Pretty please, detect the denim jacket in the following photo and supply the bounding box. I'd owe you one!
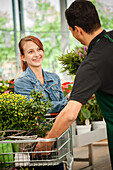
[14,67,68,113]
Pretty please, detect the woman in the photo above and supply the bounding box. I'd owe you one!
[14,35,68,170]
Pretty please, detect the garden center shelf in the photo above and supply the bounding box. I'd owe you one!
[72,122,107,170]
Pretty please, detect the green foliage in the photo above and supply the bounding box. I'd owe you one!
[58,46,88,75]
[0,79,14,93]
[61,82,73,97]
[25,90,53,137]
[0,90,53,138]
[0,12,9,28]
[0,12,16,65]
[81,107,90,120]
[91,0,113,30]
[77,103,91,125]
[0,92,27,132]
[77,96,103,124]
[88,97,103,121]
[0,80,9,93]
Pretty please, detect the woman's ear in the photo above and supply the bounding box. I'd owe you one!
[21,54,25,62]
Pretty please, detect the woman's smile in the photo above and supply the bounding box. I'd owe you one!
[22,41,44,68]
[32,57,41,62]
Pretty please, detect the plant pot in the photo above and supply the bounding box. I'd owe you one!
[76,124,91,135]
[0,141,14,167]
[15,153,30,167]
[92,121,106,130]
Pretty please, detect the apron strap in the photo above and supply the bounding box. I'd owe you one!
[97,34,113,43]
[104,34,113,42]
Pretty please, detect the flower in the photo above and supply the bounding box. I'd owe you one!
[61,82,73,97]
[0,79,14,94]
[58,46,88,75]
[9,79,14,89]
[0,90,53,138]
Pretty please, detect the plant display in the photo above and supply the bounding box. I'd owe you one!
[89,97,103,121]
[77,103,91,125]
[0,79,14,93]
[61,82,103,124]
[76,95,103,125]
[58,46,88,75]
[61,82,73,97]
[0,90,53,138]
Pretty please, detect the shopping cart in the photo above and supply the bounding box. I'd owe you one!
[0,126,73,170]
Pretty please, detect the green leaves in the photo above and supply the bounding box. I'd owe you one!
[0,90,53,138]
[0,80,9,93]
[77,96,103,125]
[0,79,14,93]
[81,107,90,119]
[58,46,88,75]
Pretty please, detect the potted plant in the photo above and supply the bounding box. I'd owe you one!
[88,96,105,130]
[0,90,54,168]
[76,102,92,135]
[61,81,91,135]
[59,47,105,133]
[58,46,88,75]
[0,90,53,138]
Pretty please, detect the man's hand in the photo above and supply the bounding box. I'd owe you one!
[33,138,54,158]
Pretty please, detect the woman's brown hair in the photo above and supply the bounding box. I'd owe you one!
[19,36,44,71]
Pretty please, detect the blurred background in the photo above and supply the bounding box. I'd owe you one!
[0,0,113,81]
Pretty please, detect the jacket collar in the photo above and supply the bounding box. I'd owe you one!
[43,70,54,82]
[26,66,54,83]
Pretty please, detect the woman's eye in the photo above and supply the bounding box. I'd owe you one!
[37,48,41,51]
[28,51,33,53]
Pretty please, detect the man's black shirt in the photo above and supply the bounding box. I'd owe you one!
[69,30,113,105]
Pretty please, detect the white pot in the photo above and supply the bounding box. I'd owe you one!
[76,124,91,135]
[92,121,106,130]
[15,153,30,167]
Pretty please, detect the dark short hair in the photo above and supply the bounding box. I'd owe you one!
[65,0,101,33]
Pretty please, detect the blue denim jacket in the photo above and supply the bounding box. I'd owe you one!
[14,67,68,113]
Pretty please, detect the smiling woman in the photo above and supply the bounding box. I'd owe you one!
[19,36,44,71]
[19,37,44,84]
[22,41,44,68]
[14,35,68,170]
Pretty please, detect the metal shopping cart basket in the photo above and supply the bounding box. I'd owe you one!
[0,126,73,170]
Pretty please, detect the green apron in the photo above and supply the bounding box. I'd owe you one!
[95,91,113,169]
[95,34,113,169]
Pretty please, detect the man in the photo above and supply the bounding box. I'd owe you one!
[34,0,113,168]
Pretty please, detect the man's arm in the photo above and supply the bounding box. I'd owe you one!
[33,100,82,157]
[46,100,82,139]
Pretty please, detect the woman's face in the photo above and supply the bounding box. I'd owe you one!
[22,41,44,69]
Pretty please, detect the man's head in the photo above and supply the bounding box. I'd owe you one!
[65,0,101,34]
